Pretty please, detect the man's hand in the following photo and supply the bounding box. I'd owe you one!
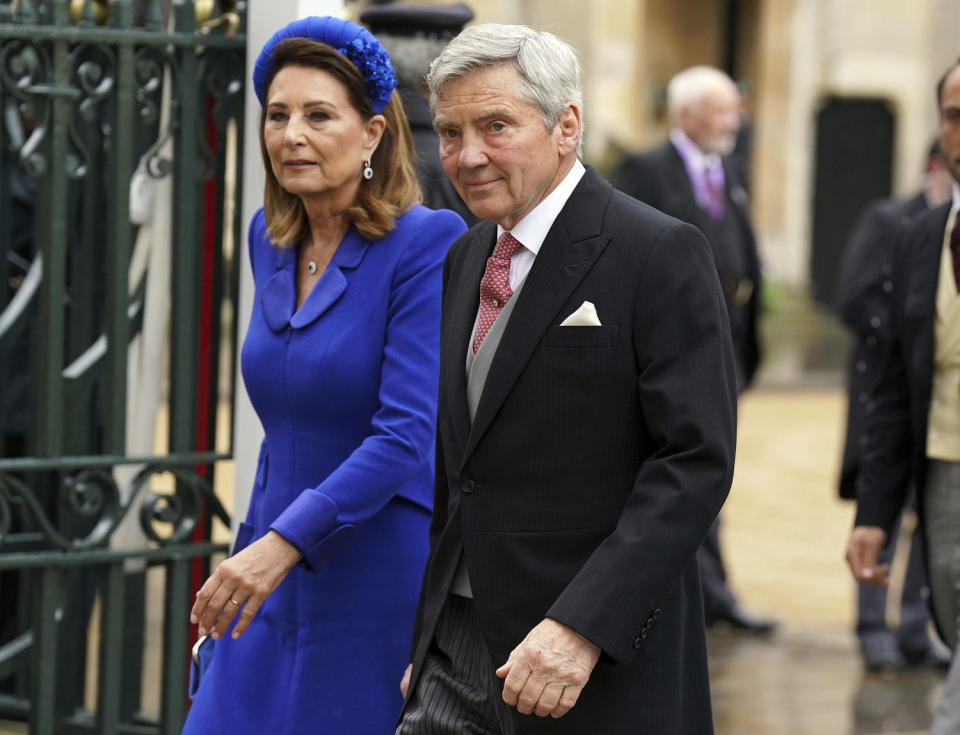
[495,618,600,719]
[190,530,302,640]
[400,663,412,698]
[845,525,889,586]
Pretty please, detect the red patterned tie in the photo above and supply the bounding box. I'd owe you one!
[473,232,523,353]
[951,216,960,292]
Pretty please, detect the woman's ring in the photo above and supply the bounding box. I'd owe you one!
[230,598,241,606]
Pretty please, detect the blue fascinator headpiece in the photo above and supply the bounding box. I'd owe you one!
[253,16,397,113]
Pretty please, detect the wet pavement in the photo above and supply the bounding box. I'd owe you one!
[707,387,945,735]
[708,625,942,734]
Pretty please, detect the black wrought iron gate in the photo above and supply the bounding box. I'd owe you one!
[0,0,246,731]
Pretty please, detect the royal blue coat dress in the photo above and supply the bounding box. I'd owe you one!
[182,204,465,734]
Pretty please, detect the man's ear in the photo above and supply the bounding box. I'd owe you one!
[557,103,582,156]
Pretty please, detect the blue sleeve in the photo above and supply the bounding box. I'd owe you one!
[270,208,467,569]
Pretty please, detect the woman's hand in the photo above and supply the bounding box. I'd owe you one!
[191,530,303,640]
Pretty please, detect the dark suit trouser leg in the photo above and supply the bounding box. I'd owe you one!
[397,596,518,735]
[898,513,934,653]
[857,515,898,643]
[699,515,738,616]
[857,489,932,652]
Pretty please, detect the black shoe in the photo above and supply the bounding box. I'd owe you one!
[901,645,951,671]
[705,604,778,634]
[861,636,906,672]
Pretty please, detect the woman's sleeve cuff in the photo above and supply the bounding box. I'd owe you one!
[270,491,357,571]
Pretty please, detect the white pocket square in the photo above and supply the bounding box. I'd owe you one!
[560,301,601,327]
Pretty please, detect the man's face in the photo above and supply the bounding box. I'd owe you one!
[682,82,741,156]
[940,65,960,185]
[433,64,579,230]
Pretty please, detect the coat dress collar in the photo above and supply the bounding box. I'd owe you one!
[260,227,370,333]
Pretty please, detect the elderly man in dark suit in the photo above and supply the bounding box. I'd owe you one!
[835,140,953,672]
[396,23,737,735]
[613,65,774,634]
[847,60,960,734]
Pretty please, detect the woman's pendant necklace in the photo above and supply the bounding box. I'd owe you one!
[307,260,318,275]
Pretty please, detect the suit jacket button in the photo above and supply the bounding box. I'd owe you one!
[462,480,475,494]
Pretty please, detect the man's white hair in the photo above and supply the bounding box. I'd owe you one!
[666,66,736,124]
[426,23,584,155]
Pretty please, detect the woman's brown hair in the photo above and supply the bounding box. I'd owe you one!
[259,38,421,247]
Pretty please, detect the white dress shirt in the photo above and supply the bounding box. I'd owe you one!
[500,159,586,290]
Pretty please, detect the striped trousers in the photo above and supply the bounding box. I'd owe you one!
[925,460,960,735]
[397,595,519,735]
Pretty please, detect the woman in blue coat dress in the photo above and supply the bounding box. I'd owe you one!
[182,17,466,734]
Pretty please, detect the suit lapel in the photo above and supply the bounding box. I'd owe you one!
[911,206,950,325]
[900,205,949,413]
[461,169,613,465]
[722,157,750,217]
[443,223,496,457]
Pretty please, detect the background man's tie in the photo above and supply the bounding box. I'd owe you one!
[704,162,726,220]
[951,216,960,292]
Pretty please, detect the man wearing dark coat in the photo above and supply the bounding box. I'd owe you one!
[613,65,774,633]
[396,23,737,735]
[835,141,952,671]
[847,60,960,733]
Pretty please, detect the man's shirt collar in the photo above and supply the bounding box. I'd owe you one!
[497,159,586,256]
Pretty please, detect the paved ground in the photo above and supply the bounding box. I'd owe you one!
[1,387,946,734]
[708,388,943,734]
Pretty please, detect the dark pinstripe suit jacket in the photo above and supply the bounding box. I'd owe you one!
[406,168,738,734]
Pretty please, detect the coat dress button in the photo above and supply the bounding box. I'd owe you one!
[461,479,475,494]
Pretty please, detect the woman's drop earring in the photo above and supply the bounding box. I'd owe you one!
[362,160,374,180]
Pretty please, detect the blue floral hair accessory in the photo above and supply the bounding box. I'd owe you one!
[253,16,397,113]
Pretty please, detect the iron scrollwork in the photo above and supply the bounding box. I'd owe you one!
[1,40,50,176]
[134,44,177,179]
[0,465,231,549]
